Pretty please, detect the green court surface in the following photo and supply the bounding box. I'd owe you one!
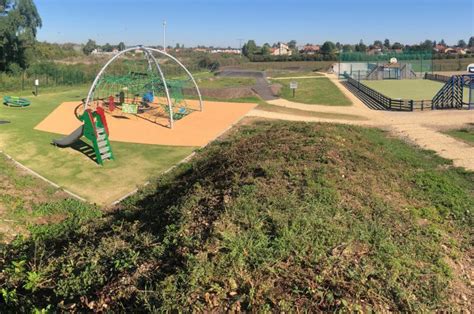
[362,79,469,101]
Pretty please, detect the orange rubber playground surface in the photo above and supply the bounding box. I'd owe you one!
[35,100,257,147]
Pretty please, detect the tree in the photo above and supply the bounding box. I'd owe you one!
[321,41,336,54]
[469,36,474,48]
[391,42,403,50]
[83,39,97,55]
[439,39,446,46]
[102,43,113,52]
[355,40,367,52]
[0,0,42,70]
[242,40,257,57]
[288,40,297,49]
[457,39,466,48]
[342,44,353,53]
[335,42,341,50]
[373,40,383,48]
[421,40,433,51]
[383,39,390,49]
[117,42,126,51]
[198,56,219,72]
[261,43,271,56]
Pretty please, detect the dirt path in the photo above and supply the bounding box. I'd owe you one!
[249,73,474,171]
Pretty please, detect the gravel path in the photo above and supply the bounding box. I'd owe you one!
[249,73,474,171]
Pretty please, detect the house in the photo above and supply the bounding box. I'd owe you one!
[433,44,447,53]
[92,48,121,56]
[193,48,210,53]
[455,47,467,55]
[211,48,241,54]
[367,47,382,55]
[300,44,320,55]
[270,43,292,56]
[444,48,457,55]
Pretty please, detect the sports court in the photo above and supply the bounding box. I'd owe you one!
[362,79,470,101]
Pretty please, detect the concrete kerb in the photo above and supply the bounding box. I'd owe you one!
[0,150,87,202]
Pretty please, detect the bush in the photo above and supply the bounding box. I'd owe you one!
[7,63,23,75]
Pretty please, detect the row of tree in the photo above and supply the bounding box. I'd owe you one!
[241,37,474,59]
[82,40,126,55]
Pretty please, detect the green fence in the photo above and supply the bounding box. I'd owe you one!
[339,51,433,75]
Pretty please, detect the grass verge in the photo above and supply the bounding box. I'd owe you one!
[0,120,471,311]
[0,153,100,242]
[256,103,366,120]
[444,127,474,146]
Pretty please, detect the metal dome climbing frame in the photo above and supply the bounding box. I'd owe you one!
[84,45,203,129]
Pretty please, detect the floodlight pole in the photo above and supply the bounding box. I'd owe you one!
[163,20,167,51]
[238,38,244,58]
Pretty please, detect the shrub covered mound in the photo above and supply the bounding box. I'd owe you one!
[1,121,472,311]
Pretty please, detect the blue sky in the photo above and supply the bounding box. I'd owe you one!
[35,0,473,47]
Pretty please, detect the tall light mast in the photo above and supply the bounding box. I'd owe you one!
[163,20,167,51]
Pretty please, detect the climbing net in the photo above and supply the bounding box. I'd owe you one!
[83,48,201,128]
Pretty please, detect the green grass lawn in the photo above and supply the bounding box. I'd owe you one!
[362,79,470,101]
[1,121,472,311]
[196,77,256,88]
[274,77,352,106]
[268,71,323,78]
[445,127,474,146]
[0,87,195,204]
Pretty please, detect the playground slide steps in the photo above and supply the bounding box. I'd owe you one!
[82,109,114,165]
[95,127,113,163]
